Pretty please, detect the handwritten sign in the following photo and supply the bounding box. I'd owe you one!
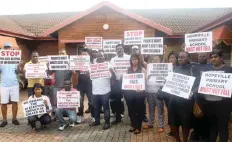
[198,72,232,98]
[48,55,69,70]
[70,55,90,71]
[85,37,102,49]
[22,98,46,117]
[57,91,80,108]
[103,40,121,54]
[162,72,195,99]
[141,37,163,55]
[25,64,47,78]
[90,62,110,80]
[122,73,145,90]
[185,32,212,53]
[124,30,144,45]
[0,50,21,64]
[147,63,173,81]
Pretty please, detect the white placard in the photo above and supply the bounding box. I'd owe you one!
[124,30,144,45]
[122,73,145,90]
[0,50,21,64]
[111,57,130,79]
[147,63,173,81]
[185,32,212,53]
[103,40,122,54]
[57,91,80,108]
[198,72,232,98]
[85,37,102,49]
[69,55,90,71]
[90,62,110,80]
[38,56,49,64]
[48,55,69,70]
[22,98,46,117]
[141,37,163,55]
[25,64,47,78]
[162,72,196,99]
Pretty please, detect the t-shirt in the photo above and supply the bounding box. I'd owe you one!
[28,95,52,113]
[0,64,18,87]
[110,54,130,80]
[77,71,91,91]
[24,61,44,88]
[54,70,72,88]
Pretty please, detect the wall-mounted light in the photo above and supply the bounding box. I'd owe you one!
[103,24,109,30]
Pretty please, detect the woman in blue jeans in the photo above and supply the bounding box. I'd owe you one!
[28,83,52,132]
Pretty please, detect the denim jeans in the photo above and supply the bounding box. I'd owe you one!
[92,93,110,124]
[28,114,51,128]
[55,108,77,125]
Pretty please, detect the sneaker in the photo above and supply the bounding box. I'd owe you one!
[76,116,83,124]
[58,124,67,131]
[12,119,20,125]
[89,121,100,126]
[110,113,115,117]
[91,117,95,123]
[69,123,75,127]
[0,121,8,127]
[120,114,124,118]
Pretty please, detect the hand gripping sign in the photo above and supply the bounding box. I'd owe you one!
[198,72,232,98]
[124,30,144,45]
[0,50,21,64]
[57,91,80,108]
[122,73,145,91]
[22,98,46,117]
[185,32,212,53]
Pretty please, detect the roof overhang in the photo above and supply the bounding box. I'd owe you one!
[43,1,172,36]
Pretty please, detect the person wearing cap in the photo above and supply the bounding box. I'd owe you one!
[0,42,22,127]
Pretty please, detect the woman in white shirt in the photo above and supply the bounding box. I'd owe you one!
[28,83,52,132]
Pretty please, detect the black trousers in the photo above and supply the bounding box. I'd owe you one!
[124,91,145,129]
[191,115,209,139]
[202,99,231,142]
[110,80,124,121]
[78,86,93,117]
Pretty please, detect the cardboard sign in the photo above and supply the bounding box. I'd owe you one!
[147,63,173,81]
[124,30,144,45]
[162,72,196,99]
[48,55,69,70]
[122,73,145,90]
[103,40,122,54]
[85,37,102,49]
[0,50,21,64]
[141,37,163,55]
[25,64,47,78]
[185,32,212,53]
[38,56,49,64]
[22,98,46,117]
[57,91,80,108]
[90,62,111,80]
[70,55,90,71]
[198,72,232,98]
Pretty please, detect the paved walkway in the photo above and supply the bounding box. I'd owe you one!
[0,89,175,142]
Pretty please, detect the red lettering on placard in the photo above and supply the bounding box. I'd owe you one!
[1,51,20,56]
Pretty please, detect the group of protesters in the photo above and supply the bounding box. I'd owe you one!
[0,41,232,142]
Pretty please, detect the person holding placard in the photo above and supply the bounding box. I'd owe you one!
[27,83,52,132]
[0,43,22,127]
[109,44,129,125]
[50,49,72,121]
[168,52,195,142]
[24,51,45,98]
[199,49,232,142]
[76,48,94,123]
[55,80,77,131]
[124,54,146,135]
[89,52,115,130]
